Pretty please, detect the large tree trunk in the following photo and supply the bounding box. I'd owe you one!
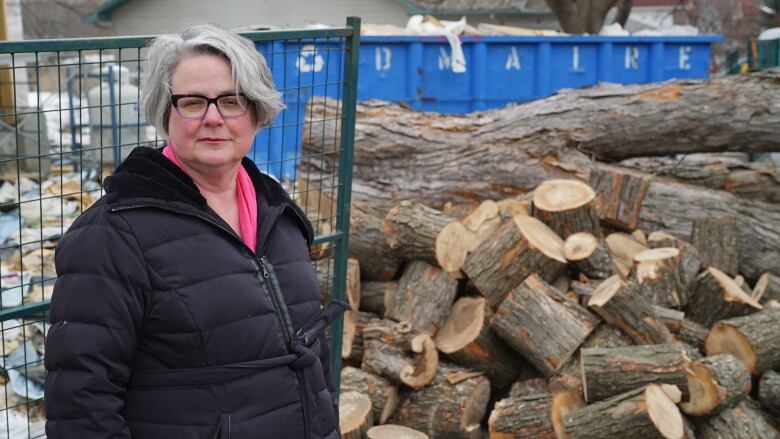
[301,72,780,279]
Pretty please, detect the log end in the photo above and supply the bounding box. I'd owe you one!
[587,275,623,308]
[708,267,763,310]
[564,232,598,262]
[552,391,584,439]
[435,221,472,272]
[680,361,722,416]
[340,391,373,437]
[513,215,567,263]
[645,384,685,439]
[533,179,596,212]
[705,322,757,374]
[367,424,429,439]
[434,296,485,354]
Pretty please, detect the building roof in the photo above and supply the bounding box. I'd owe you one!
[86,0,551,23]
[399,0,550,14]
[84,0,128,23]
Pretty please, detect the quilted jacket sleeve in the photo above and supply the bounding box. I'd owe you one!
[44,208,149,438]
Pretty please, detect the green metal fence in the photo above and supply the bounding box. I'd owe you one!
[0,17,360,438]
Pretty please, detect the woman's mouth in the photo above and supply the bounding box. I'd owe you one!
[200,137,228,143]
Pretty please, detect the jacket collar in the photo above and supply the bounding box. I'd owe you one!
[103,146,314,245]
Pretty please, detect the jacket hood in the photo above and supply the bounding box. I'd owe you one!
[103,146,314,244]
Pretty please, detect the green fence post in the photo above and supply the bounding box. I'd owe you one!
[329,16,361,397]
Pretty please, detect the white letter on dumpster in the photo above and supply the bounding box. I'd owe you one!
[625,46,639,69]
[375,47,392,71]
[572,46,581,70]
[438,47,451,70]
[506,47,521,70]
[679,46,692,70]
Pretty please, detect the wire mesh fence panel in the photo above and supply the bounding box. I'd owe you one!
[0,20,359,438]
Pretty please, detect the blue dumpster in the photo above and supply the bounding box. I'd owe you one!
[252,35,722,180]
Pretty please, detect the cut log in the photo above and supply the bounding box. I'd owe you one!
[759,370,780,419]
[461,200,499,232]
[564,384,685,439]
[488,392,584,439]
[347,258,361,311]
[589,166,652,231]
[389,362,491,439]
[652,305,686,333]
[753,272,780,304]
[676,318,709,352]
[384,260,458,334]
[647,231,704,289]
[680,354,751,417]
[588,275,675,344]
[343,310,381,362]
[434,296,524,389]
[620,153,780,204]
[463,215,567,307]
[367,424,429,439]
[691,216,740,277]
[490,274,599,377]
[563,232,618,280]
[547,324,635,395]
[531,179,602,239]
[705,308,780,375]
[359,281,395,315]
[686,267,763,327]
[302,74,780,279]
[341,366,399,425]
[362,319,439,389]
[697,400,780,439]
[633,247,685,308]
[351,201,401,281]
[339,391,373,439]
[580,344,692,403]
[465,215,502,253]
[605,232,649,266]
[632,229,648,245]
[508,378,548,398]
[383,201,454,264]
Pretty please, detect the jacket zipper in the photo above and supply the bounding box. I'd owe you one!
[111,202,311,439]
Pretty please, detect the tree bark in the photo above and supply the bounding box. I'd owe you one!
[343,309,381,362]
[491,274,600,377]
[350,201,401,281]
[697,401,780,439]
[620,154,780,204]
[488,393,579,439]
[384,260,458,334]
[759,370,780,420]
[581,344,692,403]
[691,216,740,277]
[360,281,395,315]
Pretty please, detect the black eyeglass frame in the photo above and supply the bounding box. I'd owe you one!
[170,92,252,119]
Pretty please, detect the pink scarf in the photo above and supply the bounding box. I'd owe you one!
[162,145,257,252]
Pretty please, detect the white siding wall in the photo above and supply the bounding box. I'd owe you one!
[110,0,410,35]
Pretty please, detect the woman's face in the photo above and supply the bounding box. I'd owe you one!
[167,53,256,174]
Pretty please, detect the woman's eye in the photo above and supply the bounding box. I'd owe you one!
[180,98,205,108]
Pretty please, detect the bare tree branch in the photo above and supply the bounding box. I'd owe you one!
[544,0,585,33]
[614,0,634,27]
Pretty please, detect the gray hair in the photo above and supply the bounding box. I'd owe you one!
[142,23,284,135]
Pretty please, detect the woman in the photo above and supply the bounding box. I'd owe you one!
[44,24,344,439]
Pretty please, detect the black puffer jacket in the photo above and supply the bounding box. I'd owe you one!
[44,146,343,439]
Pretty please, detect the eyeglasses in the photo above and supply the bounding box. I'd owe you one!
[170,93,250,119]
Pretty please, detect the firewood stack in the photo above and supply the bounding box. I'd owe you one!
[329,174,780,439]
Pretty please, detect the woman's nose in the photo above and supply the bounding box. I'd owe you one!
[203,102,224,124]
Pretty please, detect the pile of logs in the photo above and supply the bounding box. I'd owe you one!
[296,71,780,438]
[331,176,780,438]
